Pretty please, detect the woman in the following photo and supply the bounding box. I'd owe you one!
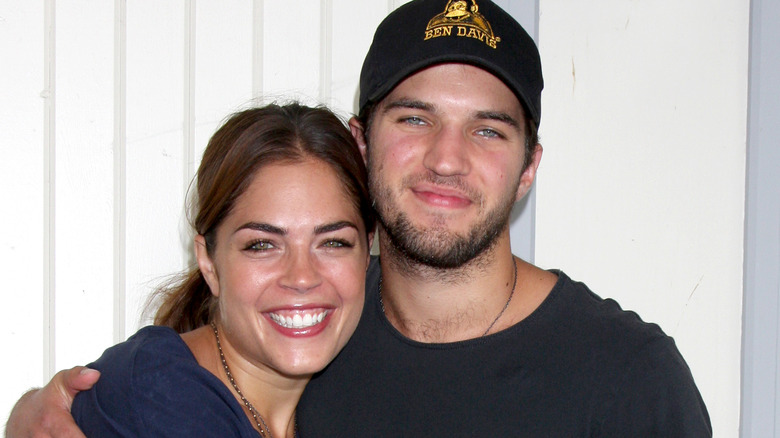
[71,103,374,437]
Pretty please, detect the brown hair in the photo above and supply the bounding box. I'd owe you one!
[153,103,374,333]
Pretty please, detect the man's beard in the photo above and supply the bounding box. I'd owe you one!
[369,156,520,270]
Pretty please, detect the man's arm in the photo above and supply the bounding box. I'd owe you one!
[5,367,99,438]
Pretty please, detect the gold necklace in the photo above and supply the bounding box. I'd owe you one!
[210,322,273,437]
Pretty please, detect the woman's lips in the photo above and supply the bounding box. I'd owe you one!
[265,308,333,337]
[268,310,329,329]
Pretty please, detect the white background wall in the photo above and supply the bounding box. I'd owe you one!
[535,1,747,436]
[0,1,754,436]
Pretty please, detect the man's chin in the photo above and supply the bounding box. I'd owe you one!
[388,230,489,269]
[378,204,509,269]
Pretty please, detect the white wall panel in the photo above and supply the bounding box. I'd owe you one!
[2,0,759,434]
[262,1,322,102]
[124,2,188,333]
[0,1,46,430]
[535,1,747,435]
[193,0,254,167]
[330,1,391,115]
[53,0,115,371]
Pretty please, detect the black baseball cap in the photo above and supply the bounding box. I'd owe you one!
[358,0,543,126]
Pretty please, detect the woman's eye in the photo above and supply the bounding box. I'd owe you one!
[323,239,353,249]
[246,240,275,251]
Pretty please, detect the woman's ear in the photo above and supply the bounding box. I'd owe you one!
[348,117,368,163]
[195,235,219,297]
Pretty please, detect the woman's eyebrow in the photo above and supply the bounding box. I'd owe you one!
[235,222,286,235]
[315,221,359,234]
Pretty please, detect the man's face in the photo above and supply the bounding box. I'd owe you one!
[362,63,540,269]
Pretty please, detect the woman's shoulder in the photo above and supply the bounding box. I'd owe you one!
[77,325,201,399]
[73,326,255,436]
[87,326,192,375]
[123,325,190,358]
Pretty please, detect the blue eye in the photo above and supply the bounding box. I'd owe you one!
[476,128,503,139]
[401,116,426,126]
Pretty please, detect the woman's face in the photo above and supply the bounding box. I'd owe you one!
[196,158,370,377]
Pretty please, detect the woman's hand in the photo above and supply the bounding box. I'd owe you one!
[5,367,100,438]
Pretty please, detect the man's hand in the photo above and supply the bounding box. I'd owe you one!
[5,366,100,438]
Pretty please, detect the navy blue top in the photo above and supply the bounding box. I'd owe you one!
[72,326,261,437]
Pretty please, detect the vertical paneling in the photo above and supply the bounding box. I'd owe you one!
[184,0,196,211]
[319,0,332,103]
[252,0,264,97]
[193,0,254,168]
[535,0,747,435]
[0,0,46,427]
[113,0,127,345]
[54,0,115,371]
[124,2,188,333]
[262,1,321,102]
[2,2,759,435]
[330,1,391,115]
[742,0,780,434]
[42,0,56,382]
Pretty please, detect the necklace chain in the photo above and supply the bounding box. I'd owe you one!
[378,258,518,337]
[481,259,518,336]
[211,322,273,437]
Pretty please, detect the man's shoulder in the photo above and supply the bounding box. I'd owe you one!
[546,271,674,360]
[555,271,666,329]
[548,273,709,430]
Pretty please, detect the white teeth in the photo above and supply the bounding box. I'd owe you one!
[269,311,329,329]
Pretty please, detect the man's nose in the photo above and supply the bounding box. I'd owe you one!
[422,125,471,177]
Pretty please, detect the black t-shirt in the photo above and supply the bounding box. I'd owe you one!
[298,257,711,437]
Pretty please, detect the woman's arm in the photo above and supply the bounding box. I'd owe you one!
[5,367,99,438]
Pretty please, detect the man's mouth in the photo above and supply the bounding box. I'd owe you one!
[413,188,472,208]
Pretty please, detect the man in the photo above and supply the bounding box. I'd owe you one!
[7,1,711,436]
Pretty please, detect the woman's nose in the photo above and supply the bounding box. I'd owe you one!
[279,249,322,293]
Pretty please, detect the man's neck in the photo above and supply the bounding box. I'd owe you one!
[378,231,554,343]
